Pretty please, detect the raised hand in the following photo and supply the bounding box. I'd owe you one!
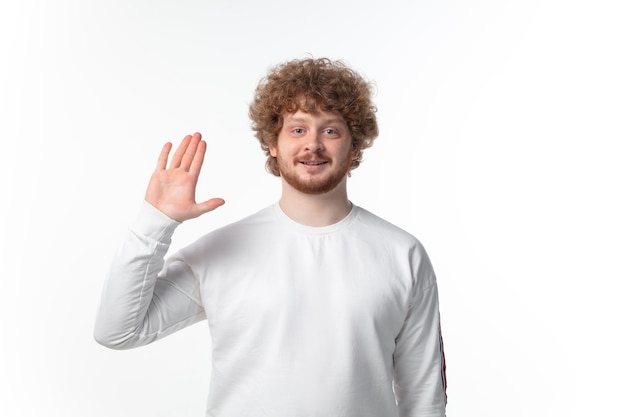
[145,132,225,222]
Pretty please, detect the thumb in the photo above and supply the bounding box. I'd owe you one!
[194,198,226,216]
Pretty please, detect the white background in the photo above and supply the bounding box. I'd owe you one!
[1,0,624,416]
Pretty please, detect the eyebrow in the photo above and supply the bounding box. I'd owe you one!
[283,116,346,125]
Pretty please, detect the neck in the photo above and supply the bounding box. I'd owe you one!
[278,178,352,227]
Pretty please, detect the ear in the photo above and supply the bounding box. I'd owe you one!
[269,144,278,157]
[351,145,360,160]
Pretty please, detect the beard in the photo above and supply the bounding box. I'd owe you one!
[276,152,353,195]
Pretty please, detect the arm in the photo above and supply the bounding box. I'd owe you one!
[94,133,224,349]
[393,250,447,417]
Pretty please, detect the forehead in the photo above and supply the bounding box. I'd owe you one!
[283,109,347,125]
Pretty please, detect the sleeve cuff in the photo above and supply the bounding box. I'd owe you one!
[131,201,181,243]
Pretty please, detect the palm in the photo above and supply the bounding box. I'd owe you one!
[145,133,224,222]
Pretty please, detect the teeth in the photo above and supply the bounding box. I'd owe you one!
[302,161,325,165]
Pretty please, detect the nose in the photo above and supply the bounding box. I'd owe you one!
[305,132,324,152]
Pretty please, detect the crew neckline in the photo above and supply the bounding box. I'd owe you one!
[272,202,359,235]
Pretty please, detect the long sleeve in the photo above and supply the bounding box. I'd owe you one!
[393,250,447,417]
[94,202,207,350]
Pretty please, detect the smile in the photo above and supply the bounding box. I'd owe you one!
[300,161,327,166]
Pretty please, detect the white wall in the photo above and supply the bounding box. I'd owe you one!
[1,0,624,415]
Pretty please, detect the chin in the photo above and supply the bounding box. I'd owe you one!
[282,172,346,195]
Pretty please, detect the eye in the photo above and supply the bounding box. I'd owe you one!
[324,129,337,135]
[293,128,305,134]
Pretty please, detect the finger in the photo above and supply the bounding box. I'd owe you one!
[180,132,202,171]
[156,142,173,170]
[189,139,206,175]
[170,134,193,168]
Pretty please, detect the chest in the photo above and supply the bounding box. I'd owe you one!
[200,234,413,346]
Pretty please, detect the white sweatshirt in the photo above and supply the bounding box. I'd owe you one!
[95,202,447,417]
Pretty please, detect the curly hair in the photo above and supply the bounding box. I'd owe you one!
[249,58,379,176]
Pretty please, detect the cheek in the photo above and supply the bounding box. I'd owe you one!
[272,140,302,157]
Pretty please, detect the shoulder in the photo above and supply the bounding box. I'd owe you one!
[353,206,435,284]
[178,204,277,261]
[212,204,277,236]
[353,206,424,249]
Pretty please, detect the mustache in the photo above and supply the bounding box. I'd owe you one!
[294,152,331,162]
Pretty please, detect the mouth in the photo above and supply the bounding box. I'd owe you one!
[300,161,328,166]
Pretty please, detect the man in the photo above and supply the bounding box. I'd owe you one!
[95,58,447,417]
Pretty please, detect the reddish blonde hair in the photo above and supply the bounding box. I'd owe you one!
[249,58,379,176]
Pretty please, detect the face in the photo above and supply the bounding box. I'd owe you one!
[270,109,357,195]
